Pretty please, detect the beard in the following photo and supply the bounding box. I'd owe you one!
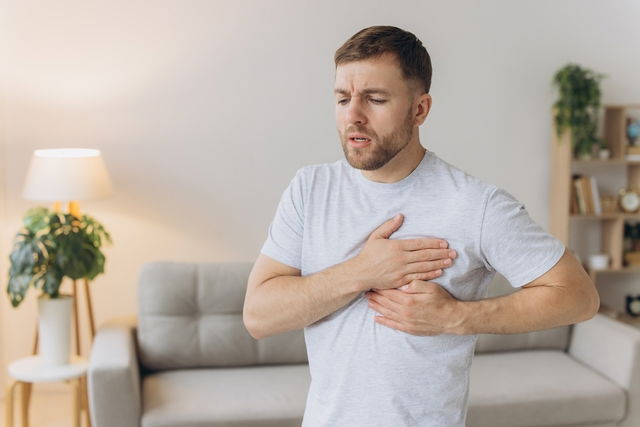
[340,107,414,171]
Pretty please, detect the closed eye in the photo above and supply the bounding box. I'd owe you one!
[370,98,387,104]
[337,98,349,105]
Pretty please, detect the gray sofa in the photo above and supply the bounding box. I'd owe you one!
[88,261,640,427]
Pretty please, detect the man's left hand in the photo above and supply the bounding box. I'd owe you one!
[366,281,462,336]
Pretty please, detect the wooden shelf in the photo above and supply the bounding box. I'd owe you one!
[572,159,640,165]
[604,104,640,109]
[571,213,640,220]
[550,104,640,282]
[589,266,640,275]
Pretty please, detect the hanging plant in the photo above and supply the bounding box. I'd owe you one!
[6,207,112,307]
[552,63,606,159]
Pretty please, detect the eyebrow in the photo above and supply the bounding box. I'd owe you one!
[334,88,391,97]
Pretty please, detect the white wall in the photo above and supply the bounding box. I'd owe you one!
[0,96,5,398]
[0,1,7,395]
[1,0,640,364]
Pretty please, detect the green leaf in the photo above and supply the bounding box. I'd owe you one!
[7,273,32,307]
[23,207,50,233]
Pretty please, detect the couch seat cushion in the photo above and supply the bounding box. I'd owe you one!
[141,364,310,427]
[468,350,625,427]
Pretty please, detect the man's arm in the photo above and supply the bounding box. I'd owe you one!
[243,254,363,340]
[243,214,457,339]
[366,248,599,336]
[453,248,599,334]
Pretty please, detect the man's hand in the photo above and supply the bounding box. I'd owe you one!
[366,280,461,336]
[348,214,457,292]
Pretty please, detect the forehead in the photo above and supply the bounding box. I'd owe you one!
[334,53,408,94]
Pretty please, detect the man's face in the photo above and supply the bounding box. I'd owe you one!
[334,53,417,170]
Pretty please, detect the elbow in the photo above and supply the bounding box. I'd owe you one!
[577,281,600,322]
[585,287,601,320]
[243,307,266,340]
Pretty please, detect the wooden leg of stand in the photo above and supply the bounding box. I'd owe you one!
[32,328,38,356]
[5,380,18,427]
[81,376,91,427]
[72,378,81,427]
[72,280,81,356]
[83,279,96,340]
[20,382,32,427]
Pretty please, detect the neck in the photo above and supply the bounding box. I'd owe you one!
[361,141,427,183]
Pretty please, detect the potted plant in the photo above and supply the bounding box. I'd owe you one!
[7,207,111,365]
[552,63,606,159]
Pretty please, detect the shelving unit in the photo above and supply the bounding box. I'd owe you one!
[550,104,640,286]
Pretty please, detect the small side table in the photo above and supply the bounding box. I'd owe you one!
[5,356,90,427]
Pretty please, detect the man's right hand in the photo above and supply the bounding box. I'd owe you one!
[348,214,456,291]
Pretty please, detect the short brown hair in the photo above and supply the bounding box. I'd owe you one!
[334,26,432,94]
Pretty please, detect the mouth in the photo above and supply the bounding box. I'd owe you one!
[348,134,372,148]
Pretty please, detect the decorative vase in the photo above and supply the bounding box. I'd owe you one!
[38,295,73,366]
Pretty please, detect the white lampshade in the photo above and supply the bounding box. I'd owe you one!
[22,148,114,202]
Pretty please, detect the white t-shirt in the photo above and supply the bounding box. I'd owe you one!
[261,149,565,427]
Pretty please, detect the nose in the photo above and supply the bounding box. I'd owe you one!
[345,97,367,125]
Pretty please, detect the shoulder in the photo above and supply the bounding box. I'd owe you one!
[427,152,497,201]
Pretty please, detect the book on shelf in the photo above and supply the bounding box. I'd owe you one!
[591,176,602,215]
[571,174,602,215]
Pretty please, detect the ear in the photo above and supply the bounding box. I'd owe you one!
[413,93,432,126]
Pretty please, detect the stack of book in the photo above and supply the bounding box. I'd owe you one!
[571,174,602,215]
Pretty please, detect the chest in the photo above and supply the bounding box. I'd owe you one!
[299,188,486,280]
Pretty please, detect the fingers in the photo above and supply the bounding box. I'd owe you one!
[402,269,443,283]
[404,248,457,263]
[367,291,403,314]
[368,214,404,240]
[403,259,452,276]
[398,237,448,251]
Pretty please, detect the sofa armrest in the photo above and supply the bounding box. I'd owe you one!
[569,313,640,427]
[88,316,141,427]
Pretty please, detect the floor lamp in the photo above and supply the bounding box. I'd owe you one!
[22,148,114,356]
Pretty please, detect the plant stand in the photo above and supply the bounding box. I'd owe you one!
[5,356,90,427]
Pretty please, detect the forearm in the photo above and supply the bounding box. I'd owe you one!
[452,279,599,335]
[244,259,364,339]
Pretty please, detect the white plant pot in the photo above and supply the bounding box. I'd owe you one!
[38,295,73,367]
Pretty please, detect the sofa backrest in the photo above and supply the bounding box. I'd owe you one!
[137,261,307,371]
[474,273,571,354]
[136,262,571,370]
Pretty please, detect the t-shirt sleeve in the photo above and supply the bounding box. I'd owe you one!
[260,169,305,270]
[479,186,566,288]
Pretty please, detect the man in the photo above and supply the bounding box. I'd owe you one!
[243,26,599,427]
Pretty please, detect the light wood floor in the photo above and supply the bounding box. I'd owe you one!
[1,387,89,427]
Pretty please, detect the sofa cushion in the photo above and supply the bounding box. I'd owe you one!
[141,364,310,427]
[137,262,307,370]
[467,350,625,427]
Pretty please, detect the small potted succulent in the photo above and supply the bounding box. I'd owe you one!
[7,207,111,365]
[552,63,606,159]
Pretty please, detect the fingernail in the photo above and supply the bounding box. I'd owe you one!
[444,259,451,265]
[399,284,409,291]
[440,241,448,248]
[449,250,457,258]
